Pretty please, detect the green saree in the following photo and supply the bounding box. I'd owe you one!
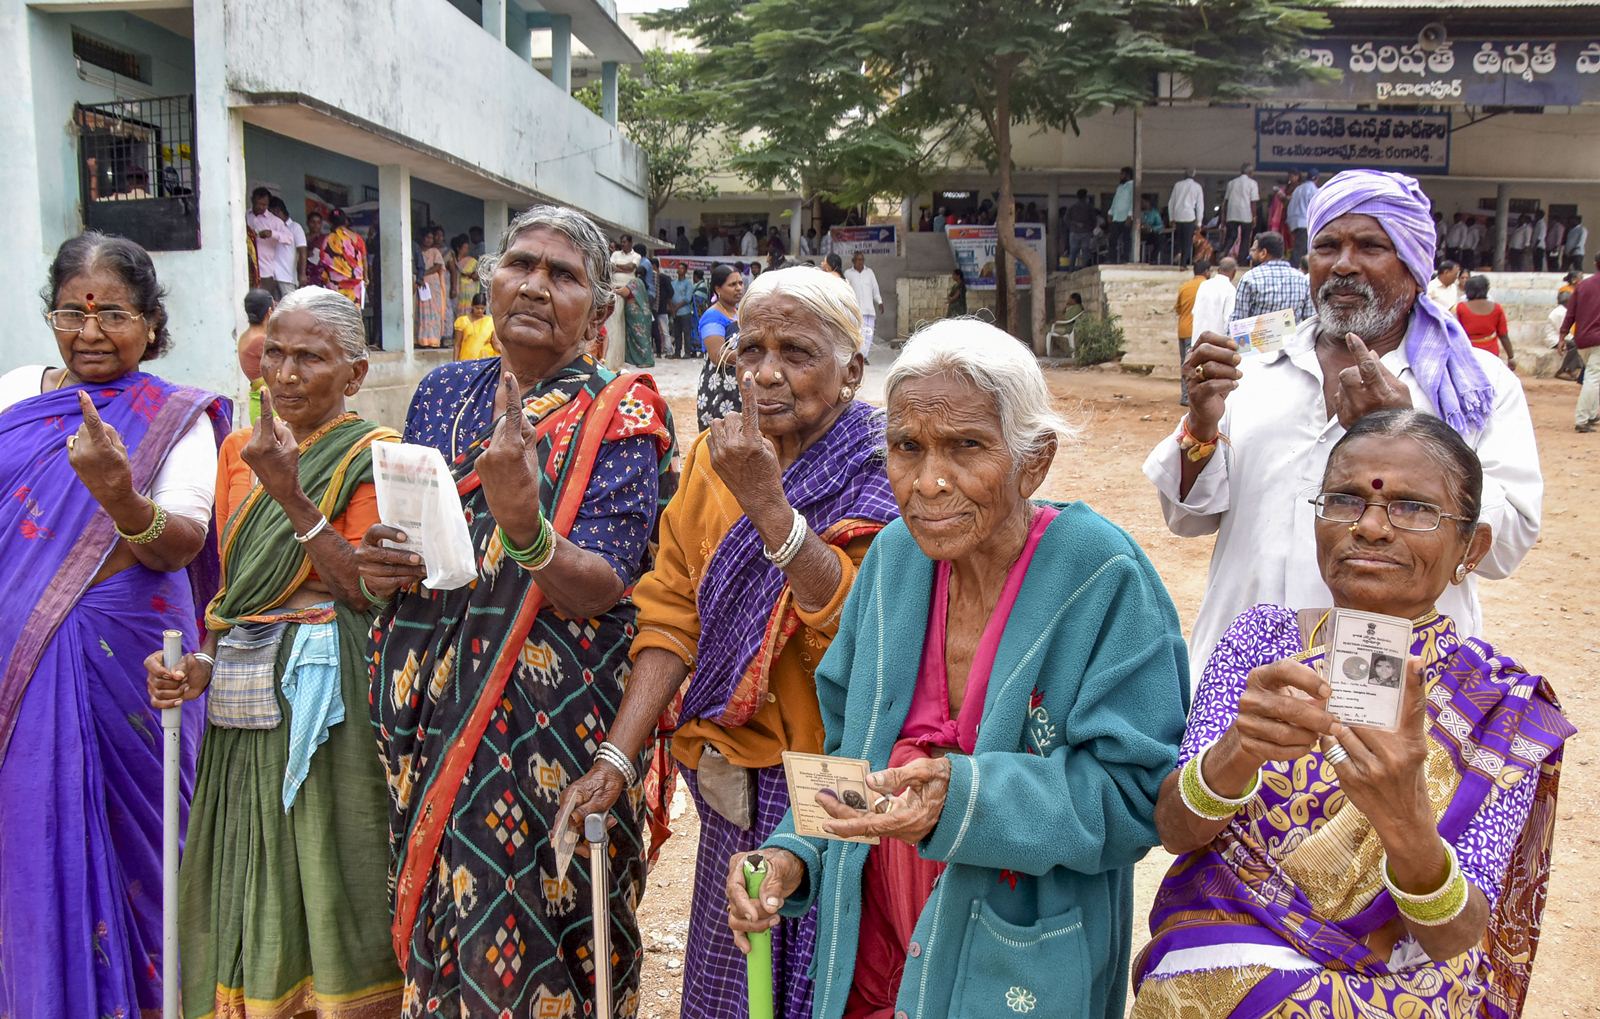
[180,415,402,1019]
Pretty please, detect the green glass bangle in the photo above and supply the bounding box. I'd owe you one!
[358,576,391,606]
[1178,739,1260,821]
[499,516,552,566]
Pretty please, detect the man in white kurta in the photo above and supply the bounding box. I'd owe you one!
[1145,170,1543,678]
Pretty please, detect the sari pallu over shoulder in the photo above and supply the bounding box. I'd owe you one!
[374,360,675,969]
[207,415,399,627]
[680,401,899,728]
[1135,614,1575,1019]
[0,372,229,766]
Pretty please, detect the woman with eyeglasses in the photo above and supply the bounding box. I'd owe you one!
[1132,409,1574,1019]
[0,233,229,1018]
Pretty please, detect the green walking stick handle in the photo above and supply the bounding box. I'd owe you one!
[743,855,775,1019]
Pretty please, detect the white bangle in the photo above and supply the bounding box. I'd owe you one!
[595,742,639,786]
[293,515,331,544]
[763,508,808,568]
[192,652,216,668]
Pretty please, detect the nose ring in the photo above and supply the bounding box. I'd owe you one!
[936,478,948,489]
[772,370,785,383]
[1348,523,1357,534]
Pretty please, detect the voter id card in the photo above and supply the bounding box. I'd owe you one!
[1324,608,1409,731]
[1228,308,1296,357]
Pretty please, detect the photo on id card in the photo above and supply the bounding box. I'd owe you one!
[780,751,879,845]
[1324,608,1409,730]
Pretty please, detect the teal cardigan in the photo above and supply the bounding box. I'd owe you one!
[763,502,1190,1019]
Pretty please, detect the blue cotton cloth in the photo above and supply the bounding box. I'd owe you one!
[279,612,344,811]
[1306,170,1495,434]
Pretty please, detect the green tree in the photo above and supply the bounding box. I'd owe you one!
[639,2,959,213]
[651,0,1329,349]
[577,50,722,231]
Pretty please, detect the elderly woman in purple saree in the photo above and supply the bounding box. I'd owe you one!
[1132,410,1573,1019]
[558,267,897,1019]
[0,234,228,1018]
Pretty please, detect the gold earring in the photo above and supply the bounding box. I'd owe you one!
[840,386,854,401]
[147,328,155,343]
[1454,563,1468,583]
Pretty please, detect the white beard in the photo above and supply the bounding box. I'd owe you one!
[1315,278,1411,344]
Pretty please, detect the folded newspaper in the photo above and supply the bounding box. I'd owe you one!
[371,442,477,590]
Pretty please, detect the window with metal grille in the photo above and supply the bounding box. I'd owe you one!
[72,31,147,83]
[76,96,199,251]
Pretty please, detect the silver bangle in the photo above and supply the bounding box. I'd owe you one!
[293,515,331,544]
[192,652,216,668]
[595,742,639,786]
[763,508,808,568]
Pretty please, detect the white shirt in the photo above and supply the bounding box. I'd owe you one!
[844,266,882,317]
[740,230,759,256]
[1546,304,1571,348]
[0,366,219,524]
[1444,221,1469,248]
[1509,221,1532,250]
[1224,174,1259,223]
[799,236,818,256]
[1190,274,1237,339]
[1466,223,1487,251]
[1168,178,1205,225]
[1567,224,1588,255]
[246,210,293,280]
[1426,278,1462,312]
[272,217,306,284]
[1143,320,1542,678]
[821,231,834,257]
[1533,218,1547,247]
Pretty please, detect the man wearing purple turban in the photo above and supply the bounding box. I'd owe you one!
[1144,169,1543,676]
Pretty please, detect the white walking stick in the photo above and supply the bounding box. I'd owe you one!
[161,629,184,1019]
[585,813,613,1019]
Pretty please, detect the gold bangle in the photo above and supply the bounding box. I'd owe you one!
[1382,842,1470,927]
[1178,738,1259,821]
[116,502,167,545]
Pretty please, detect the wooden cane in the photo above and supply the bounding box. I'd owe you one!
[161,629,184,1019]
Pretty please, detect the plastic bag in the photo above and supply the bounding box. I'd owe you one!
[372,441,477,590]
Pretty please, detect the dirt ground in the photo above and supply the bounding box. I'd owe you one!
[636,366,1597,1017]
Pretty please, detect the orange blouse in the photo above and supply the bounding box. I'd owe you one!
[214,429,381,574]
[630,433,875,771]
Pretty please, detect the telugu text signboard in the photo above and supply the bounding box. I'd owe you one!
[946,224,1047,291]
[828,225,898,260]
[1281,38,1600,107]
[1255,109,1451,175]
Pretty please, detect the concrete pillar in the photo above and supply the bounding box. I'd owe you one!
[481,0,506,44]
[509,9,532,61]
[1494,183,1510,272]
[1132,105,1144,263]
[379,164,415,353]
[191,0,251,403]
[551,15,572,93]
[901,195,914,233]
[791,197,803,256]
[601,61,619,125]
[1046,180,1061,269]
[484,199,511,248]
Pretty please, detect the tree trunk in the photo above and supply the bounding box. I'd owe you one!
[991,63,1048,351]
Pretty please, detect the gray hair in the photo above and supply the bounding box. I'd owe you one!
[742,265,863,366]
[886,317,1075,462]
[270,286,368,362]
[479,205,614,317]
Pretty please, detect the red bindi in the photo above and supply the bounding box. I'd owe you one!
[1371,478,1384,490]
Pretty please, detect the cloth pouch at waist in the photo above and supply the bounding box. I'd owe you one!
[696,743,757,830]
[208,620,288,729]
[279,613,345,812]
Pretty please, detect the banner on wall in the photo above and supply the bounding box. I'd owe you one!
[657,255,729,276]
[946,224,1047,291]
[1275,38,1600,107]
[828,225,898,260]
[1255,109,1451,175]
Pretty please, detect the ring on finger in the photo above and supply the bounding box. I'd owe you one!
[1192,364,1206,383]
[66,435,77,451]
[1324,742,1350,767]
[872,794,896,814]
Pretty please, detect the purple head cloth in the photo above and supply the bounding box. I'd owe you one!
[1307,169,1495,434]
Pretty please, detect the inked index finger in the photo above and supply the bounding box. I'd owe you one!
[1345,333,1382,381]
[1256,659,1332,701]
[258,386,278,430]
[492,368,514,425]
[739,371,761,435]
[77,391,107,436]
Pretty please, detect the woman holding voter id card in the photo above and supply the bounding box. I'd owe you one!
[1133,409,1574,1019]
[145,286,402,1018]
[356,206,676,1019]
[725,320,1189,1019]
[559,265,898,1019]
